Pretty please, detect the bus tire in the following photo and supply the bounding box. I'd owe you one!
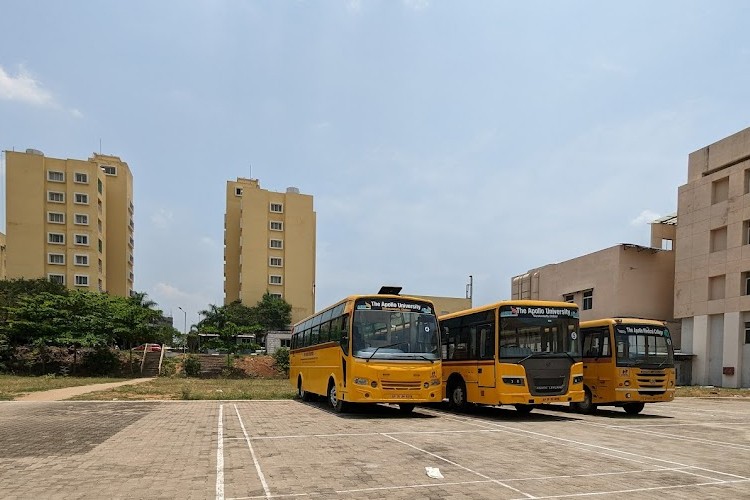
[447,379,469,411]
[398,403,415,414]
[575,388,596,414]
[298,377,313,402]
[328,380,348,413]
[514,404,534,414]
[623,402,645,415]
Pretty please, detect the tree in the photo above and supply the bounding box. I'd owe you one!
[255,292,292,330]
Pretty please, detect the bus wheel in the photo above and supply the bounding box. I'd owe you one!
[623,402,645,415]
[328,381,348,413]
[448,379,468,411]
[398,403,415,414]
[514,404,534,414]
[576,388,596,414]
[298,378,313,402]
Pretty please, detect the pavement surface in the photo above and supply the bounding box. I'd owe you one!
[13,377,155,401]
[1,397,749,499]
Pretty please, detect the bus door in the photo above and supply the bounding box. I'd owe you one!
[476,324,496,388]
[582,327,613,400]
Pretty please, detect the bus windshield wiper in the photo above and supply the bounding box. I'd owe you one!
[366,342,405,362]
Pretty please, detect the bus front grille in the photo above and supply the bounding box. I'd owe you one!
[530,377,567,396]
[381,381,422,391]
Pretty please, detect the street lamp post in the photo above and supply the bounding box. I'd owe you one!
[178,306,187,353]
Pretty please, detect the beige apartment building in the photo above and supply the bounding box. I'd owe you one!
[511,219,679,345]
[224,178,315,325]
[4,149,134,297]
[675,126,750,388]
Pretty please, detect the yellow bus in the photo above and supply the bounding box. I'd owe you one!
[289,289,442,413]
[574,318,675,415]
[440,300,584,414]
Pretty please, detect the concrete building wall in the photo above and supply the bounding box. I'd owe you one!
[511,239,678,346]
[411,294,472,316]
[5,150,133,296]
[224,179,315,325]
[676,126,750,387]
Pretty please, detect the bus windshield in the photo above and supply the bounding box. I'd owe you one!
[499,306,581,359]
[615,324,674,368]
[352,309,439,361]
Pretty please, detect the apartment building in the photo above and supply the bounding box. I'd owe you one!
[511,219,679,345]
[4,149,134,297]
[675,126,750,388]
[224,178,315,325]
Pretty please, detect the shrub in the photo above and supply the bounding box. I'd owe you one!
[160,356,179,377]
[273,347,289,374]
[81,348,121,376]
[182,355,202,377]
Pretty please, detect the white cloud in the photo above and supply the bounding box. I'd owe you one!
[403,0,430,11]
[151,208,174,229]
[0,65,54,106]
[630,210,661,226]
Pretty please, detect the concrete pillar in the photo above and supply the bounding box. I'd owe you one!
[722,312,742,388]
[692,315,709,385]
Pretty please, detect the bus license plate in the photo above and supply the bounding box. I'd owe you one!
[391,394,414,399]
[538,397,560,403]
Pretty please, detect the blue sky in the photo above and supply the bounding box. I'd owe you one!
[2,1,750,328]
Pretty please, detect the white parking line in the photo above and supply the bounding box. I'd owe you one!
[216,404,225,500]
[510,478,750,499]
[383,433,536,498]
[234,404,272,499]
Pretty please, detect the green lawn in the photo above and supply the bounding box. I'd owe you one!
[66,376,297,401]
[0,374,133,401]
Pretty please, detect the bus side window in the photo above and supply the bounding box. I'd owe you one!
[479,325,494,359]
[582,331,594,357]
[601,333,611,357]
[339,315,350,353]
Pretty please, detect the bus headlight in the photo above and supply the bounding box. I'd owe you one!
[371,381,378,388]
[502,376,525,386]
[573,375,583,384]
[430,378,441,386]
[424,382,429,389]
[624,380,630,387]
[353,378,369,386]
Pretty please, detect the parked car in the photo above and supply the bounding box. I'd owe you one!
[132,344,162,352]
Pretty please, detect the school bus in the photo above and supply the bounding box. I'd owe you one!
[289,289,442,413]
[574,318,675,415]
[440,300,584,414]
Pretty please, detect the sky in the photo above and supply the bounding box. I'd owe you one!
[1,1,750,330]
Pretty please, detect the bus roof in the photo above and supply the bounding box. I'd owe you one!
[438,299,578,321]
[293,294,437,327]
[580,317,667,328]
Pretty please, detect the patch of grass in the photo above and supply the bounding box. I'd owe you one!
[0,374,131,400]
[675,386,750,398]
[67,376,296,401]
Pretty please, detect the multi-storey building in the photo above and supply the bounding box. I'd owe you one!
[224,178,315,325]
[4,149,134,297]
[675,126,750,388]
[510,218,679,345]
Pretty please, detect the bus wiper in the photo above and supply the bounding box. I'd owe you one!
[366,342,405,362]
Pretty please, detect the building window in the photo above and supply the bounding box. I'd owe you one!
[270,203,283,213]
[97,178,103,194]
[709,275,727,300]
[74,172,88,184]
[48,191,65,203]
[47,171,64,182]
[74,193,89,204]
[712,177,729,204]
[74,275,89,287]
[271,293,283,299]
[74,214,89,225]
[48,253,65,265]
[661,239,673,250]
[47,212,65,224]
[270,239,283,249]
[48,274,65,285]
[563,293,574,303]
[235,187,243,196]
[270,257,283,267]
[48,233,65,244]
[744,221,750,246]
[710,226,728,253]
[98,219,103,233]
[75,254,89,266]
[743,272,750,297]
[101,165,116,175]
[75,234,89,246]
[269,275,283,285]
[745,322,750,344]
[582,290,593,310]
[745,170,750,195]
[270,221,283,231]
[98,239,103,253]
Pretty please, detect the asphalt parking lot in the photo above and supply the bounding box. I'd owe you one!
[1,397,749,499]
